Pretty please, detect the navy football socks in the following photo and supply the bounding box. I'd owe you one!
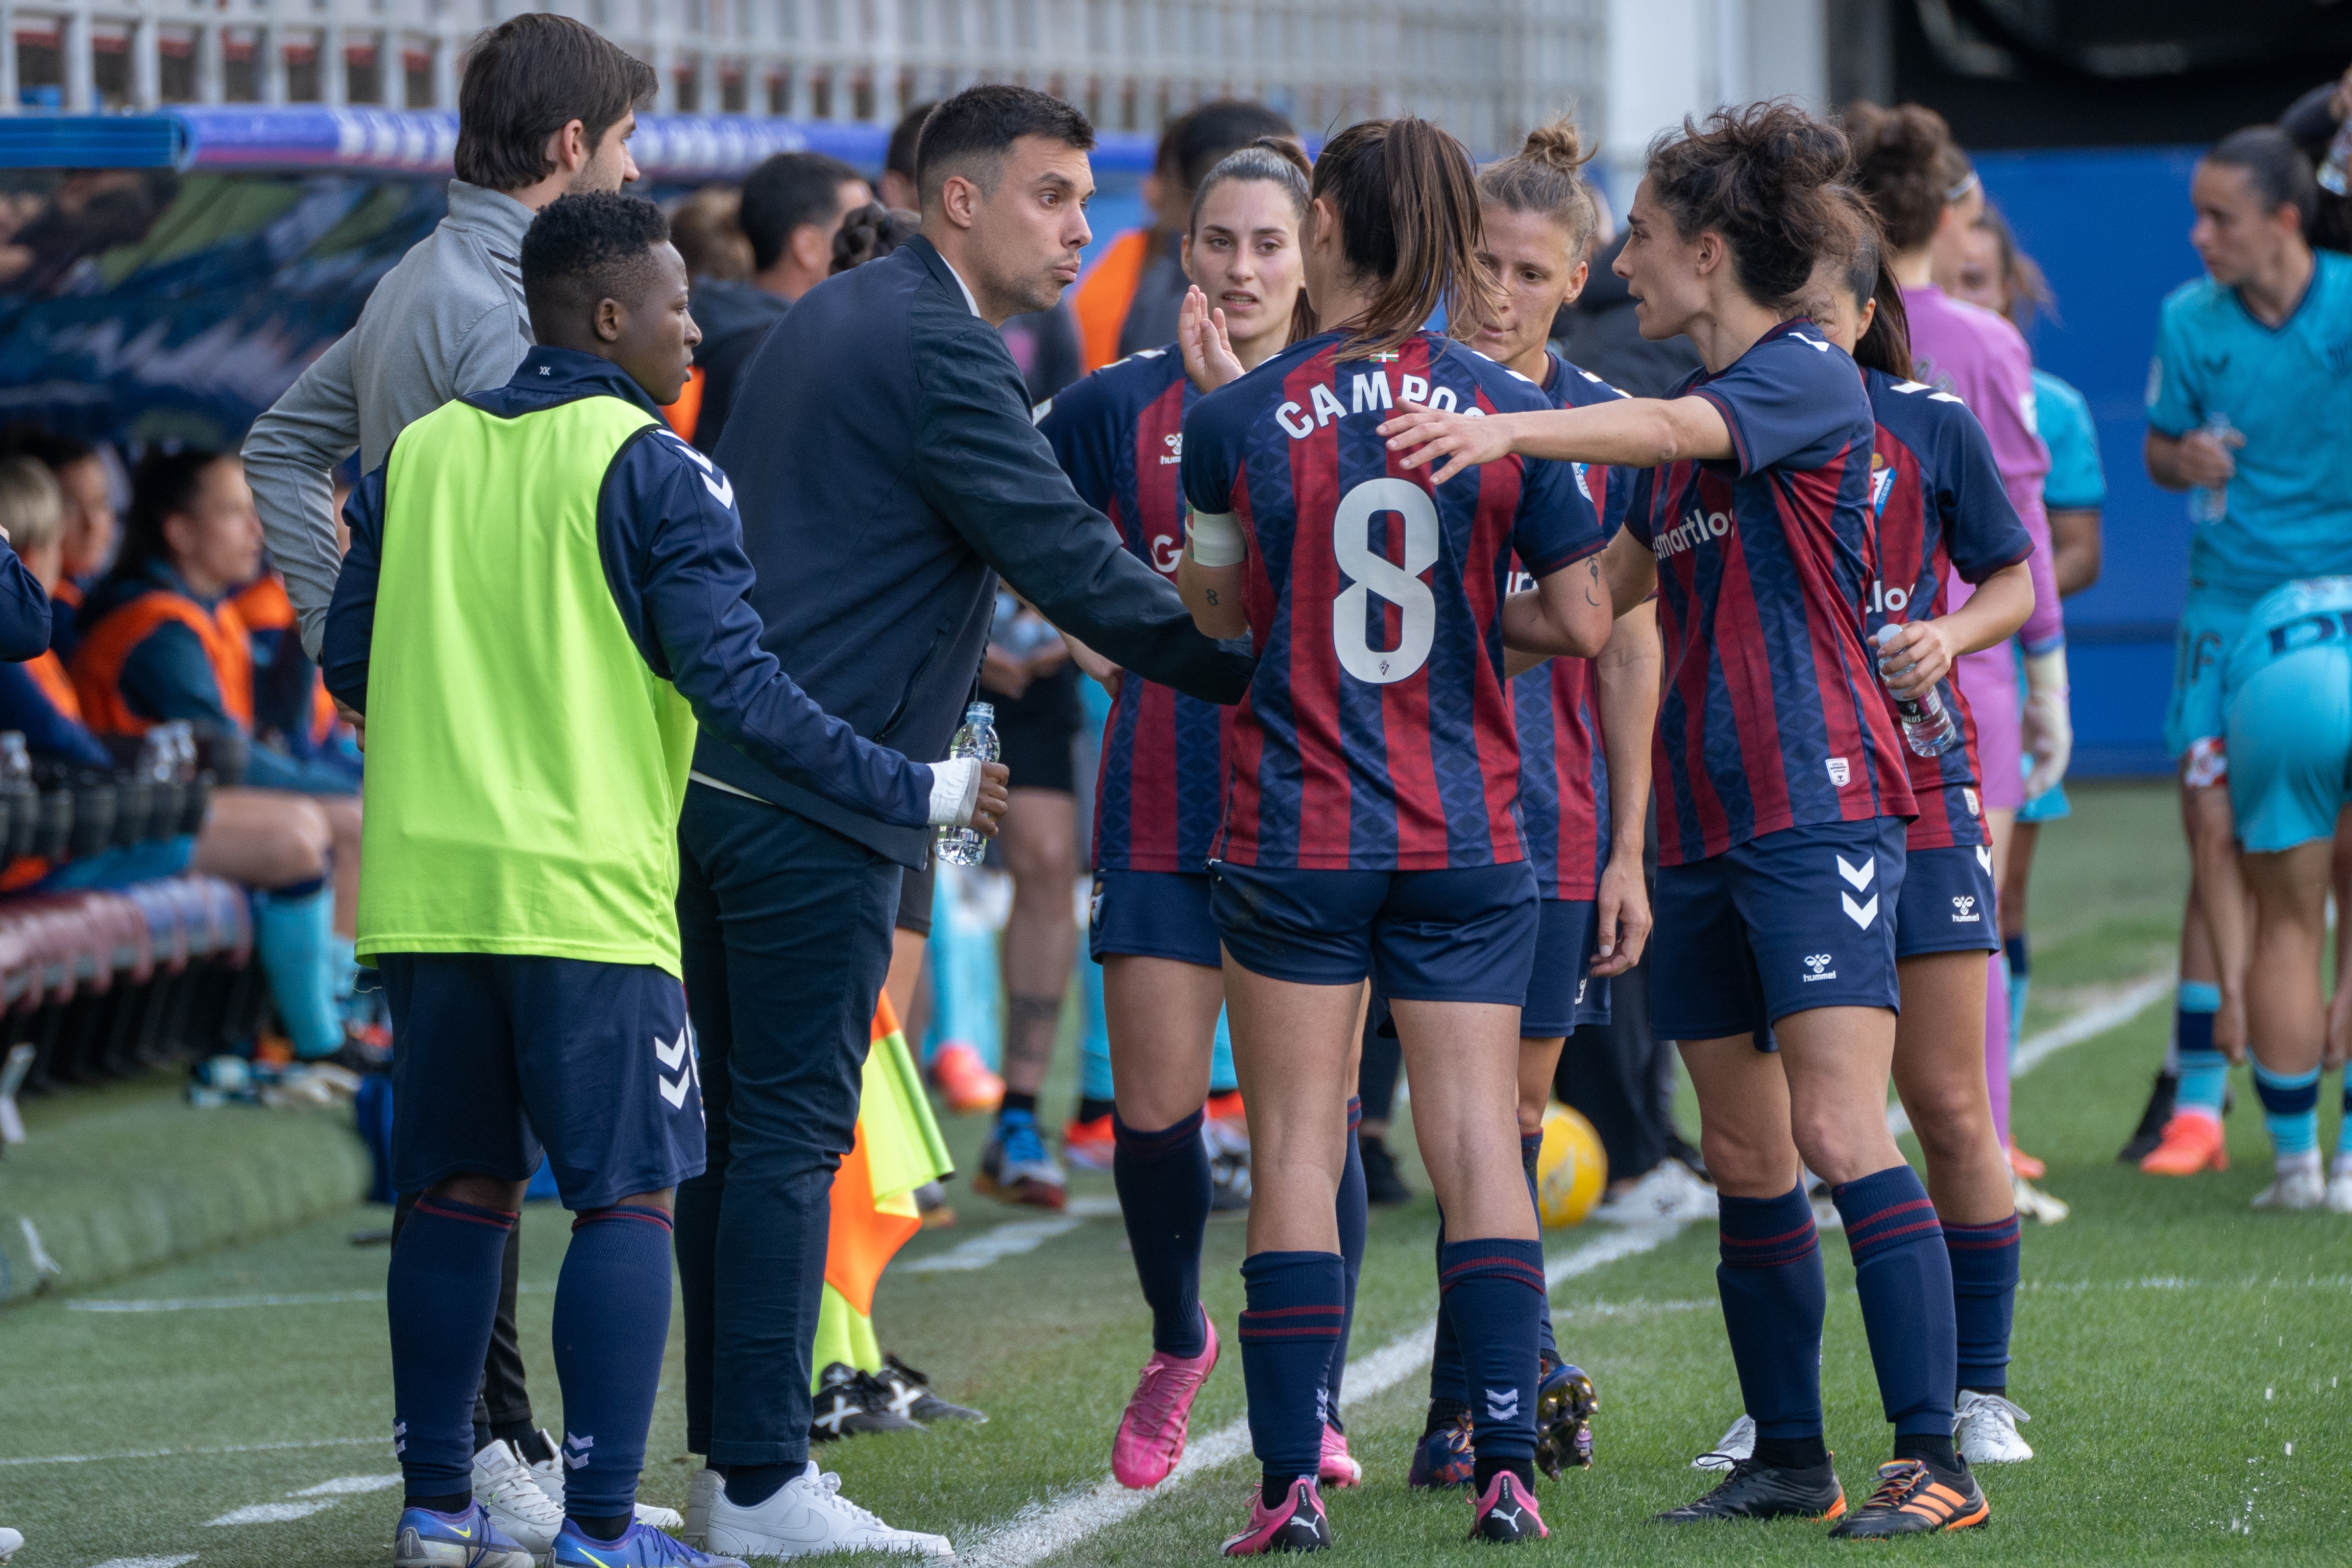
[1438,1237,1545,1471]
[553,1204,676,1522]
[388,1195,517,1502]
[1325,1097,1368,1417]
[1944,1211,2020,1396]
[1715,1185,1827,1447]
[1833,1165,1958,1440]
[1240,1250,1346,1492]
[1113,1108,1212,1358]
[1519,1131,1557,1360]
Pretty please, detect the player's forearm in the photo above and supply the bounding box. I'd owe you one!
[1601,530,1657,620]
[1493,397,1724,470]
[1595,604,1660,860]
[1178,538,1248,640]
[1938,559,2035,658]
[2143,429,2191,492]
[2049,508,2102,597]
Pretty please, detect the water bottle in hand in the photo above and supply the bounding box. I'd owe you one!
[1875,623,1958,758]
[2188,413,2235,525]
[934,701,999,867]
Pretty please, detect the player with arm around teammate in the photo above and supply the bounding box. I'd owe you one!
[1383,104,2001,1540]
[1177,115,1614,1552]
[323,193,1004,1568]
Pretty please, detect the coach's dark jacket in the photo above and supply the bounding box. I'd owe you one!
[702,233,1254,866]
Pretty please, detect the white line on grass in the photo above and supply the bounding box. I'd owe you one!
[0,1437,384,1468]
[1885,969,2173,1140]
[897,1195,1120,1274]
[204,1501,337,1526]
[956,1223,1683,1568]
[89,1556,199,1568]
[287,1475,402,1496]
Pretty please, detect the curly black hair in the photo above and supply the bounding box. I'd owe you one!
[520,191,672,329]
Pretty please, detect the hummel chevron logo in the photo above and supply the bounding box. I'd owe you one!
[662,433,736,509]
[656,1027,692,1109]
[1486,1388,1520,1422]
[564,1431,593,1470]
[1836,854,1876,891]
[1975,846,1994,874]
[1843,892,1880,929]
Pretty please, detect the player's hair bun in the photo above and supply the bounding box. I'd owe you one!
[1519,116,1593,176]
[1644,100,1855,312]
[1842,100,1971,252]
[1478,111,1603,258]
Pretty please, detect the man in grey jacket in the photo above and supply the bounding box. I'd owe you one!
[242,13,650,662]
[238,14,663,1555]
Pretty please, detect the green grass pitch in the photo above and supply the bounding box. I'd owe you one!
[5,780,2350,1565]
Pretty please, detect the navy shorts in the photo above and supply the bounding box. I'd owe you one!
[1896,844,2000,959]
[1209,859,1539,1005]
[380,952,706,1211]
[1089,868,1221,967]
[1523,898,1612,1036]
[1650,818,1906,1043]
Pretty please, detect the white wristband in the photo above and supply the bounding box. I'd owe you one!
[1186,507,1245,568]
[926,757,981,827]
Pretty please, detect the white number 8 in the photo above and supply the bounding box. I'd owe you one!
[1331,477,1439,684]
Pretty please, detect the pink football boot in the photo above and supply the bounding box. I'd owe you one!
[1317,1424,1362,1487]
[1221,1477,1331,1556]
[1111,1313,1219,1489]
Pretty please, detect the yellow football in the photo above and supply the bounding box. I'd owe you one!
[1536,1103,1609,1228]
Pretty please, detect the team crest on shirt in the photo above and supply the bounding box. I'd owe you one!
[1870,461,1896,519]
[1825,757,1851,787]
[1801,953,1839,982]
[1964,788,1980,818]
[1952,895,1981,923]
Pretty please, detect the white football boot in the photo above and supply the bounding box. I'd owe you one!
[2251,1152,2326,1211]
[702,1461,952,1559]
[474,1438,565,1561]
[1691,1413,1755,1472]
[1954,1390,2035,1463]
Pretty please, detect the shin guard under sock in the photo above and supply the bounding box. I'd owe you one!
[1833,1165,1957,1439]
[1113,1110,1212,1358]
[2251,1062,2321,1158]
[1438,1238,1545,1464]
[1518,1131,1556,1361]
[1324,1097,1367,1418]
[1240,1251,1345,1482]
[1943,1212,2020,1395]
[389,1196,517,1498]
[2174,984,2227,1125]
[1714,1186,1826,1442]
[552,1204,675,1520]
[254,881,341,1060]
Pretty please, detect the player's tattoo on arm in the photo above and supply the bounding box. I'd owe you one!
[1205,588,1219,605]
[1585,557,1603,607]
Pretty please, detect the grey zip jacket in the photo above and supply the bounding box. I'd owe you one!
[241,180,536,659]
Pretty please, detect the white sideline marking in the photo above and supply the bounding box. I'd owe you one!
[897,1196,1120,1274]
[204,1501,336,1525]
[956,1223,1683,1568]
[288,1474,402,1496]
[90,1557,198,1568]
[69,1290,383,1312]
[1885,970,2173,1140]
[0,1436,383,1468]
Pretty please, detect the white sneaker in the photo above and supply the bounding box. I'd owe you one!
[521,1429,685,1532]
[1691,1413,1755,1471]
[703,1461,953,1559]
[1954,1390,2035,1463]
[2329,1155,2352,1214]
[474,1438,565,1559]
[682,1467,725,1546]
[1,1525,23,1563]
[1597,1161,1719,1224]
[2012,1172,2071,1223]
[2252,1153,2326,1210]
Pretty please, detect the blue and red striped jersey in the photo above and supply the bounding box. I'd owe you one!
[1181,329,1605,870]
[1625,321,1914,866]
[1034,346,1222,872]
[1861,367,2033,851]
[1514,351,1633,900]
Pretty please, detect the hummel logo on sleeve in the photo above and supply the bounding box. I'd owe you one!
[660,432,736,509]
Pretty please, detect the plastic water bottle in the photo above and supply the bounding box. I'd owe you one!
[1874,624,1959,758]
[933,701,999,867]
[2187,412,2235,525]
[0,732,29,789]
[2319,119,2352,197]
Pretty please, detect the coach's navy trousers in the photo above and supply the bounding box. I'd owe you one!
[673,782,902,1466]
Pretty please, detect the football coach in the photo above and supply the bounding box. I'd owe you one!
[675,84,1254,1554]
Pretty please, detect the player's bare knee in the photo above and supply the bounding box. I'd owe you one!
[429,1171,528,1210]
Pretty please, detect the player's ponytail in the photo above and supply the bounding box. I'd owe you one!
[1819,187,1913,378]
[1644,100,1854,314]
[1308,115,1503,358]
[1842,100,1974,254]
[1477,113,1603,262]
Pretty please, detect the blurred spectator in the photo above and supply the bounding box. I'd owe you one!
[0,425,117,660]
[831,203,921,275]
[2280,61,2352,253]
[0,168,180,295]
[670,183,755,281]
[1068,100,1296,370]
[72,450,360,1061]
[692,152,870,451]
